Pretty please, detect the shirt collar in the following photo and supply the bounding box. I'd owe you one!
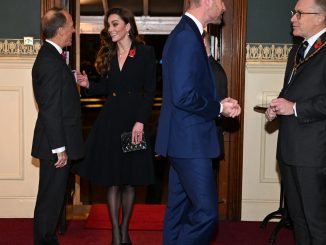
[305,28,326,50]
[45,39,63,54]
[185,12,204,35]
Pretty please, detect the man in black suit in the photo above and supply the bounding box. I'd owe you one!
[203,30,228,178]
[203,30,228,146]
[203,31,228,101]
[266,0,326,244]
[31,7,84,245]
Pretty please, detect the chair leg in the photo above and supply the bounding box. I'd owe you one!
[260,182,292,243]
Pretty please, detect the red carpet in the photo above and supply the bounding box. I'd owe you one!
[85,204,165,230]
[0,219,295,245]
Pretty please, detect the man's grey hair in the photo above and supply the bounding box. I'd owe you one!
[41,7,67,39]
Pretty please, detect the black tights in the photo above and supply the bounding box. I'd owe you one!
[107,185,135,245]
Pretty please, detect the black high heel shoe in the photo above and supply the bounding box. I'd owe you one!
[120,235,132,245]
[120,227,132,245]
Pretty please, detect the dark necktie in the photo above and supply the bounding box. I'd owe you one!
[298,41,308,61]
[60,51,66,61]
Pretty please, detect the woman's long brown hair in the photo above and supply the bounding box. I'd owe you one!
[94,8,142,77]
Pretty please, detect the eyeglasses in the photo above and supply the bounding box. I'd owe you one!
[291,10,320,19]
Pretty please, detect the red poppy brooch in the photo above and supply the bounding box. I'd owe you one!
[128,49,136,58]
[314,39,323,49]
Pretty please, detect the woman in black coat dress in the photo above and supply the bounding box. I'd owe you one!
[74,8,156,245]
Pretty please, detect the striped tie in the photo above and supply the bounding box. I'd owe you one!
[298,41,308,61]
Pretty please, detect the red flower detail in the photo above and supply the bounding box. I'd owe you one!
[314,39,323,49]
[129,49,136,58]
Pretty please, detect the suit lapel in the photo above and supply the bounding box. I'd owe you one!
[43,42,78,88]
[305,32,326,58]
[288,32,326,86]
[293,32,326,72]
[43,42,66,63]
[181,15,218,99]
[182,15,207,58]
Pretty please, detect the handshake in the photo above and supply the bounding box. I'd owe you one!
[221,97,241,118]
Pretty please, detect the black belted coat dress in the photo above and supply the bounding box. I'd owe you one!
[73,43,156,186]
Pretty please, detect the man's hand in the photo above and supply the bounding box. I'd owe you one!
[55,151,68,168]
[221,97,241,118]
[270,98,294,116]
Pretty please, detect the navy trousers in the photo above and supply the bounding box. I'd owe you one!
[163,157,218,245]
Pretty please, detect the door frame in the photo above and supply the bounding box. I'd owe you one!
[41,0,247,220]
[220,0,247,220]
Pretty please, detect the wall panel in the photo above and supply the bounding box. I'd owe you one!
[0,86,23,180]
[0,57,39,218]
[242,62,285,221]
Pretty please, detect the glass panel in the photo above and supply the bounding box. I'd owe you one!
[108,0,143,15]
[80,0,185,16]
[149,0,184,16]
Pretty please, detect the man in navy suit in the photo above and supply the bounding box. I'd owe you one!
[266,0,326,244]
[155,0,241,244]
[32,8,84,244]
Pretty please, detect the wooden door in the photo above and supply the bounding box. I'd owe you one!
[213,0,247,220]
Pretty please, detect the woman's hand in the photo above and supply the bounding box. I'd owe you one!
[132,122,144,144]
[76,70,90,88]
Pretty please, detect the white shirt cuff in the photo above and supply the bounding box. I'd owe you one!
[220,102,223,114]
[52,146,65,154]
[293,103,297,117]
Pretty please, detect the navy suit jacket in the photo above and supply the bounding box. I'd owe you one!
[155,15,221,158]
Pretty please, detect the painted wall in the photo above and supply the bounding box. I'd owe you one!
[0,0,40,38]
[247,0,296,43]
[0,0,297,43]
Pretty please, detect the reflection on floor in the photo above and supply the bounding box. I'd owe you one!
[66,205,91,221]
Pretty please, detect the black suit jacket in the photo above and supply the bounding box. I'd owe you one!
[277,32,326,167]
[31,42,84,160]
[209,55,228,155]
[209,55,228,100]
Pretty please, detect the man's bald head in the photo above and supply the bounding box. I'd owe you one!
[41,7,68,39]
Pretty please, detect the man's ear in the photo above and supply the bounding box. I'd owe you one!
[202,0,211,8]
[317,14,326,26]
[57,26,64,37]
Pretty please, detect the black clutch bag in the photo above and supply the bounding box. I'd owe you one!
[121,131,147,153]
